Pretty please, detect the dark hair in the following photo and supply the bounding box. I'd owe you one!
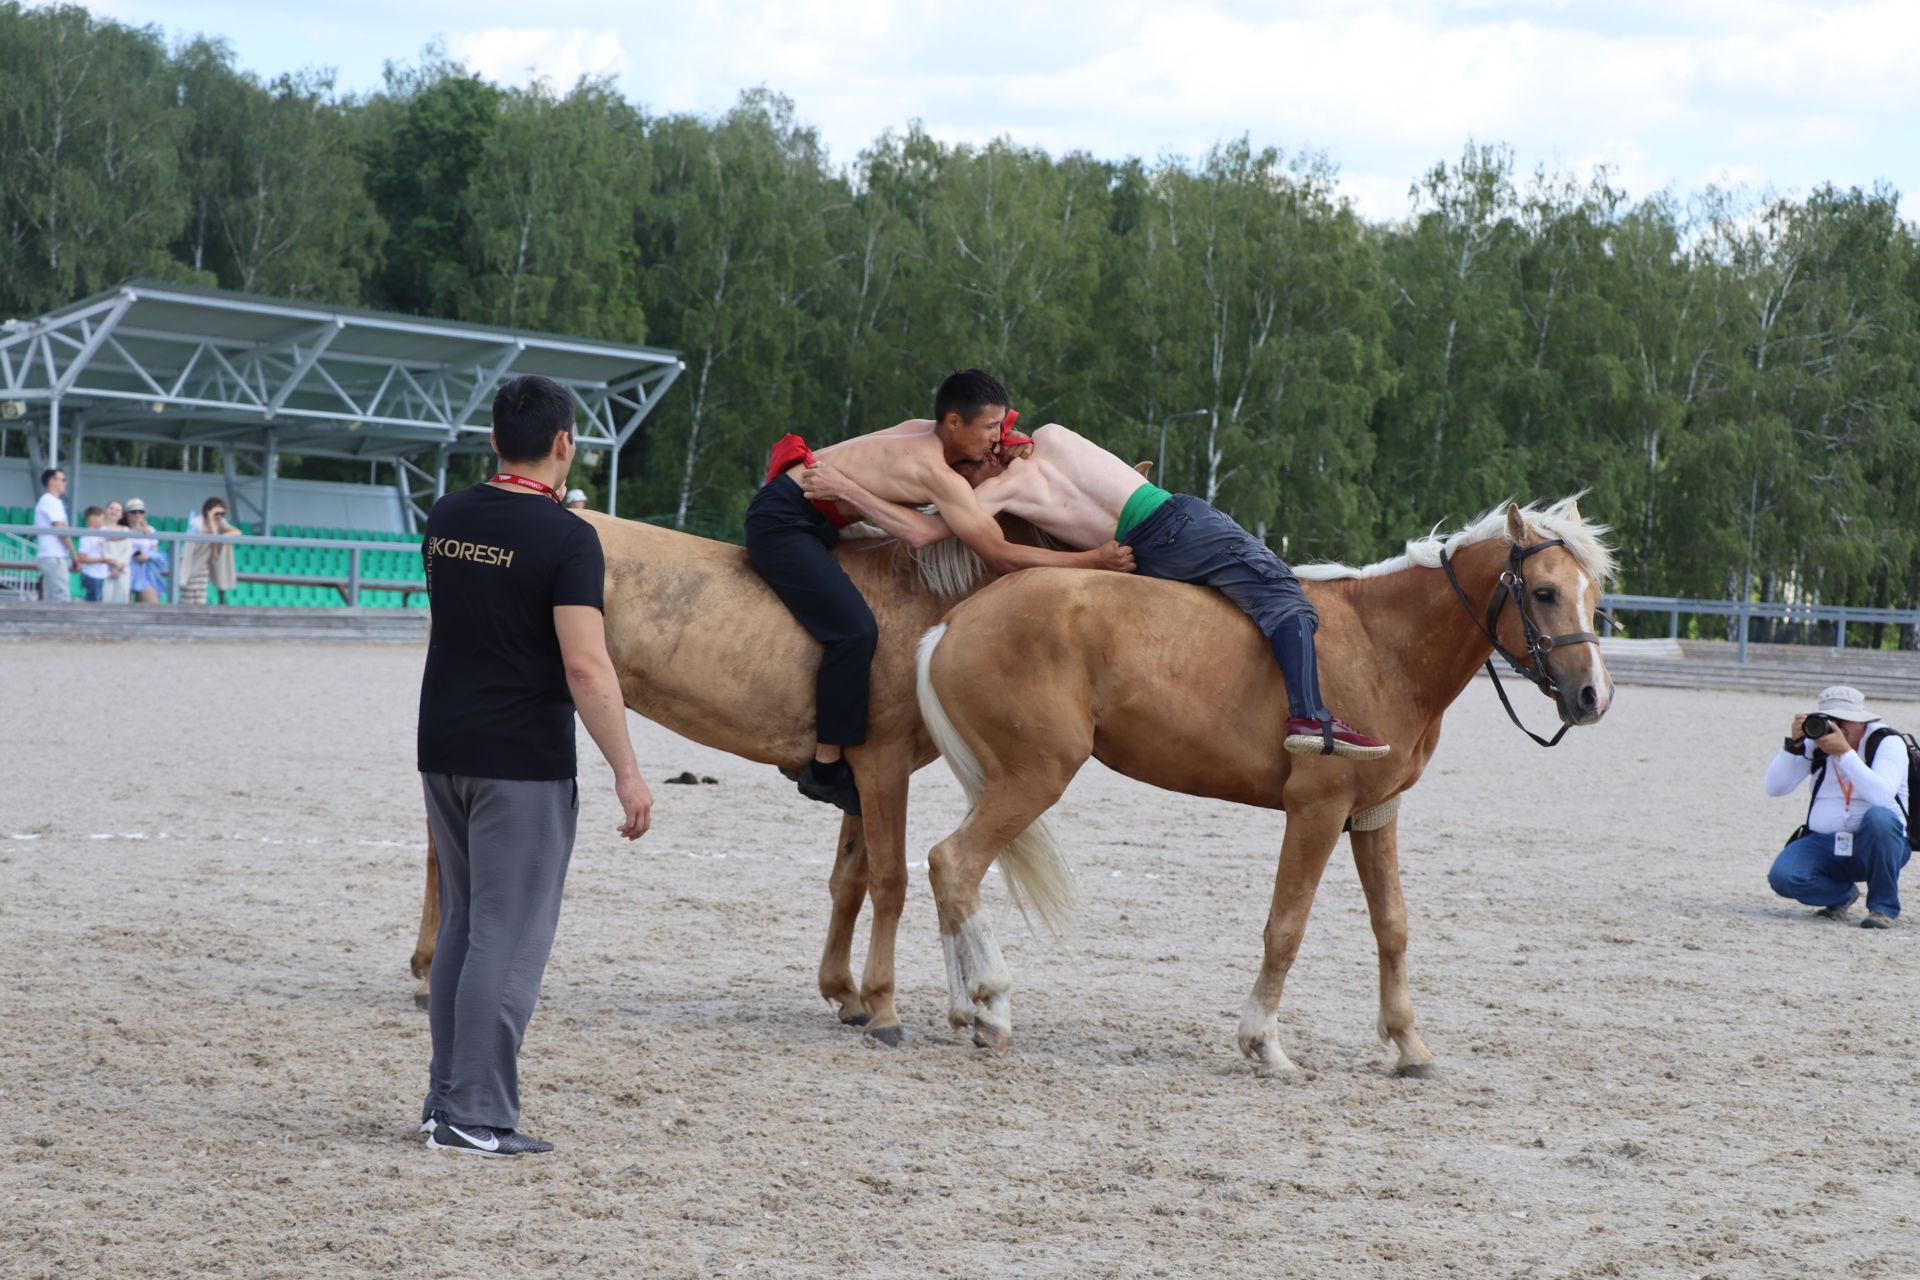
[202,497,226,520]
[83,505,104,519]
[41,468,62,488]
[933,369,1011,425]
[492,375,577,462]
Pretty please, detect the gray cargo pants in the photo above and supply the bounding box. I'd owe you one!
[421,772,579,1131]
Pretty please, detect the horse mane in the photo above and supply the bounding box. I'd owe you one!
[842,516,1068,601]
[1294,497,1617,586]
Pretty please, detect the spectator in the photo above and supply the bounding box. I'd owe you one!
[180,496,240,604]
[98,500,134,604]
[33,468,73,602]
[75,506,115,602]
[1766,685,1912,929]
[565,488,588,510]
[124,499,168,604]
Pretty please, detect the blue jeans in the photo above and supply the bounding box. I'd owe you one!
[1124,495,1325,720]
[1768,805,1910,918]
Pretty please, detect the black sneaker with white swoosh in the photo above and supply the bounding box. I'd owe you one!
[427,1121,555,1156]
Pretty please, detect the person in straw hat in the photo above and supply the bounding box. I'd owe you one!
[1765,685,1911,928]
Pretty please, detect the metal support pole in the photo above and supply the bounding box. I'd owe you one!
[1737,600,1749,664]
[48,396,60,470]
[67,413,84,514]
[346,546,360,608]
[608,443,619,516]
[262,435,278,535]
[1836,609,1848,650]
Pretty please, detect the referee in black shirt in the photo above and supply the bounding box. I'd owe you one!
[417,374,653,1157]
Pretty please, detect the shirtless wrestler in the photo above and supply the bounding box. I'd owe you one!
[800,421,1390,761]
[744,368,1135,814]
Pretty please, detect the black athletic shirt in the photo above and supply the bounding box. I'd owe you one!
[416,483,606,780]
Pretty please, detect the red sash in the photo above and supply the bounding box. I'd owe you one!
[765,433,852,528]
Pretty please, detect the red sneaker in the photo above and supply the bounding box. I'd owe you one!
[1284,717,1391,761]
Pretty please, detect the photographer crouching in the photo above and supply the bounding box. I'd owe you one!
[1765,685,1911,929]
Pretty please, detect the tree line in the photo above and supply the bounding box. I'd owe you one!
[4,3,1918,620]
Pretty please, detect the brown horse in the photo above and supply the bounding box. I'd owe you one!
[913,499,1616,1074]
[408,507,1040,1043]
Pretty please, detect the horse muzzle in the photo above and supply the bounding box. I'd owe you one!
[1552,660,1613,726]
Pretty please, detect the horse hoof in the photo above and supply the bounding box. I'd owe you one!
[414,990,430,1011]
[1394,1059,1438,1080]
[1243,1041,1301,1079]
[865,1024,907,1048]
[971,1023,1010,1055]
[839,1010,873,1028]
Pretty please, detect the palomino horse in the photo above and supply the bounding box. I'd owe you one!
[408,507,1041,1044]
[913,499,1616,1074]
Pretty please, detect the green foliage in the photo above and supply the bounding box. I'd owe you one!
[5,11,1920,620]
[0,3,191,316]
[456,78,646,339]
[173,41,383,302]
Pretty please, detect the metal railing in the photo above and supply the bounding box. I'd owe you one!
[0,523,426,607]
[1601,594,1920,663]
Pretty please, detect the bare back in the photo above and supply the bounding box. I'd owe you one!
[972,424,1152,550]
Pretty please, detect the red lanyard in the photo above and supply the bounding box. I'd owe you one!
[490,473,563,504]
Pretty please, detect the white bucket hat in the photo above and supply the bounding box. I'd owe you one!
[565,489,587,505]
[1815,685,1878,723]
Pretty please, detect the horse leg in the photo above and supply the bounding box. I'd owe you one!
[926,769,1079,1055]
[1350,818,1435,1076]
[409,821,439,1010]
[849,762,912,1046]
[1237,804,1347,1076]
[816,814,872,1026]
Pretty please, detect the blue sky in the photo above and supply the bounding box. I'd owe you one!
[83,0,1920,222]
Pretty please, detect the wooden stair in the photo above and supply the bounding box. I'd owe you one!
[1597,638,1920,702]
[0,601,426,643]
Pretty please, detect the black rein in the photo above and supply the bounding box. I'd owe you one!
[1438,538,1602,749]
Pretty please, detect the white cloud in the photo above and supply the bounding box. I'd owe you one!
[51,0,1920,220]
[446,26,629,90]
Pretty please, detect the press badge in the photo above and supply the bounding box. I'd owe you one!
[1835,831,1854,859]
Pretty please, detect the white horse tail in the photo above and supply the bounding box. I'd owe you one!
[915,624,1078,936]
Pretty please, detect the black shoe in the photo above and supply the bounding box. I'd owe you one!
[427,1121,555,1156]
[796,759,862,816]
[419,1107,447,1136]
[1861,912,1895,930]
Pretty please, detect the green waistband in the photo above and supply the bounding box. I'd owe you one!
[1115,482,1173,543]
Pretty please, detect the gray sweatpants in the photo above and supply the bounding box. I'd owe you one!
[421,772,579,1131]
[38,556,71,602]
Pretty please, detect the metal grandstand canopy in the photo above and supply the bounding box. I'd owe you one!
[0,279,682,526]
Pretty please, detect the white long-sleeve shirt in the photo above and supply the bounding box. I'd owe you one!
[1765,721,1910,834]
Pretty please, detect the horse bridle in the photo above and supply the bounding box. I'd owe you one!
[1438,538,1603,748]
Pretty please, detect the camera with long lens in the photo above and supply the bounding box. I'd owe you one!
[1802,712,1833,740]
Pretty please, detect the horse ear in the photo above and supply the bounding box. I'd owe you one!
[1133,460,1154,478]
[1562,496,1582,522]
[1504,502,1530,544]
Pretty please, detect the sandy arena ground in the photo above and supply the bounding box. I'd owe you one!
[3,638,1918,1279]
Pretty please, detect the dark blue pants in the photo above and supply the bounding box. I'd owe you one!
[744,475,877,746]
[1768,805,1910,918]
[1124,495,1326,720]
